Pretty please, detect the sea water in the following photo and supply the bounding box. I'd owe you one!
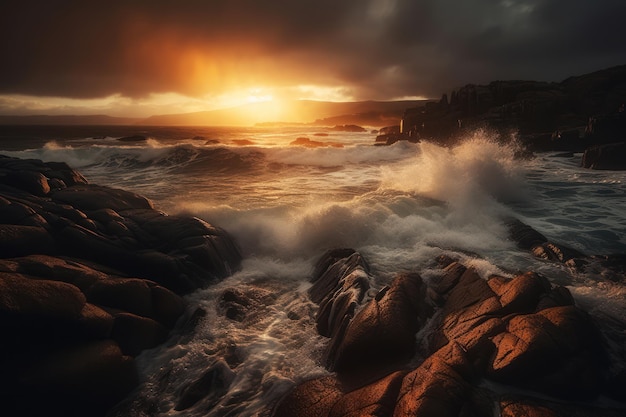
[1,125,625,416]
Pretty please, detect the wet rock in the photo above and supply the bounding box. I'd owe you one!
[86,278,153,317]
[272,376,343,417]
[393,355,474,417]
[217,286,276,322]
[489,271,552,314]
[5,170,50,196]
[52,184,153,212]
[270,250,624,417]
[111,312,169,356]
[581,142,626,170]
[330,273,430,377]
[0,155,243,416]
[489,305,608,399]
[329,371,406,417]
[0,273,86,320]
[310,250,371,338]
[500,397,626,417]
[0,224,56,257]
[12,340,138,417]
[118,135,147,142]
[175,360,235,411]
[78,303,115,339]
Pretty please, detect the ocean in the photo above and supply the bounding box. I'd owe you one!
[1,124,625,416]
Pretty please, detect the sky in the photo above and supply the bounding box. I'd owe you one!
[1,0,625,118]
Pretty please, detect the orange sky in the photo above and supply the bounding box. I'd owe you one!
[0,0,624,118]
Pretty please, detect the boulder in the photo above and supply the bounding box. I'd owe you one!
[489,305,608,399]
[330,273,430,376]
[329,371,406,417]
[111,312,169,356]
[393,355,473,417]
[310,249,371,340]
[271,376,343,417]
[52,184,153,212]
[13,340,138,417]
[0,224,56,257]
[582,142,626,170]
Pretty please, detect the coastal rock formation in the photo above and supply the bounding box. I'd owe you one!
[394,65,626,152]
[581,141,626,170]
[270,250,625,417]
[0,155,242,417]
[506,217,626,281]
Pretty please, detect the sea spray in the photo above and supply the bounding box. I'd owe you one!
[2,126,625,416]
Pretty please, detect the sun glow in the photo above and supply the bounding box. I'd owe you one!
[246,88,274,103]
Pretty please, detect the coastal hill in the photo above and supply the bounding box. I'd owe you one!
[393,65,626,151]
[0,114,142,126]
[140,99,426,127]
[0,100,426,128]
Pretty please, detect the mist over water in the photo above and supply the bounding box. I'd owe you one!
[2,125,625,416]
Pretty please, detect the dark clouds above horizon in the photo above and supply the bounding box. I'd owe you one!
[1,0,625,103]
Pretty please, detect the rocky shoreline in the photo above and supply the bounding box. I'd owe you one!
[270,248,626,417]
[376,65,626,170]
[0,155,242,416]
[1,153,625,417]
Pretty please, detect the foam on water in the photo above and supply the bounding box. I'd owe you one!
[2,126,625,415]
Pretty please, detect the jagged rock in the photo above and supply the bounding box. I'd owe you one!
[489,305,608,399]
[309,249,371,365]
[175,360,235,411]
[330,273,430,377]
[272,376,344,417]
[217,285,277,322]
[582,142,626,170]
[273,250,621,417]
[393,355,474,417]
[329,371,406,417]
[0,155,243,417]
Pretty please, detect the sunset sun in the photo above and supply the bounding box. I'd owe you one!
[1,1,625,417]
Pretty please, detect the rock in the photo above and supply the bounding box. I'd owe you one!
[330,273,430,377]
[489,271,552,314]
[0,273,86,320]
[310,250,371,339]
[270,250,625,417]
[0,224,56,257]
[581,142,626,170]
[13,340,138,417]
[52,184,153,212]
[0,156,243,417]
[506,218,548,250]
[111,312,169,356]
[393,355,473,417]
[4,170,50,196]
[86,278,153,317]
[118,135,147,142]
[500,397,626,417]
[149,283,185,328]
[331,125,366,132]
[175,360,235,411]
[289,137,343,148]
[329,371,406,417]
[271,376,343,417]
[78,303,115,339]
[217,286,276,322]
[489,305,608,399]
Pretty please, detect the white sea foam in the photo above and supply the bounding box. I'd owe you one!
[4,126,625,416]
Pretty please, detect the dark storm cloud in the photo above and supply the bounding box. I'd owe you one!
[1,0,625,100]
